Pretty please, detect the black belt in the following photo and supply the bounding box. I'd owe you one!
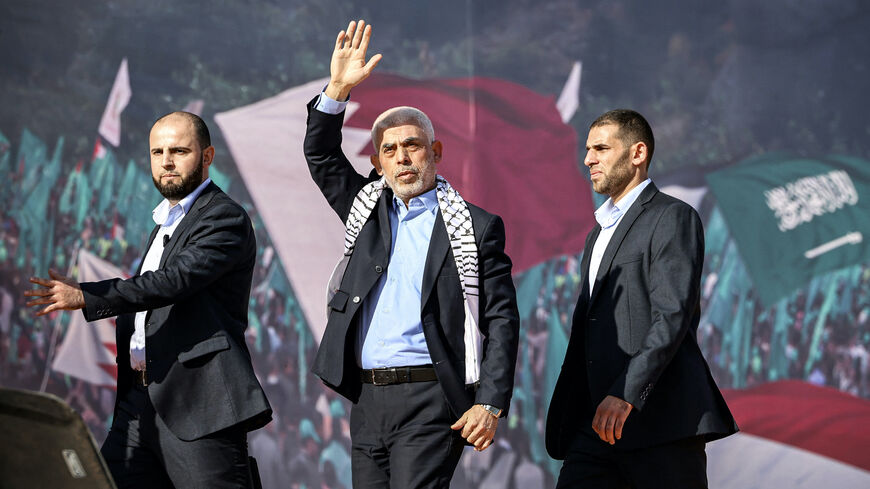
[360,366,437,385]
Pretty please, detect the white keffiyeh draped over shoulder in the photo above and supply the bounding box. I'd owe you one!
[326,175,483,384]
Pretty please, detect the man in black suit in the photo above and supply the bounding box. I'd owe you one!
[546,110,738,488]
[304,20,520,488]
[25,112,271,488]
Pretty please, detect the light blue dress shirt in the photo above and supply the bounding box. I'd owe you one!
[588,178,651,296]
[357,188,439,368]
[314,91,438,369]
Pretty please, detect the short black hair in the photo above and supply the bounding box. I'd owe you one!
[152,111,211,149]
[591,109,654,167]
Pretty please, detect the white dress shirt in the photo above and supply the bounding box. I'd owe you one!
[129,178,211,370]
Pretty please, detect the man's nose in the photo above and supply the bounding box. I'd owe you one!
[397,147,411,163]
[161,152,174,168]
[584,151,595,167]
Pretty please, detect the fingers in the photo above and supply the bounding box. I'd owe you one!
[474,438,493,452]
[26,297,55,307]
[358,23,372,54]
[604,416,616,444]
[351,20,365,49]
[615,413,626,441]
[24,287,52,297]
[343,20,356,49]
[36,303,58,317]
[364,53,383,75]
[465,423,487,444]
[450,416,466,431]
[592,405,615,444]
[29,276,53,287]
[334,29,345,50]
[48,268,64,280]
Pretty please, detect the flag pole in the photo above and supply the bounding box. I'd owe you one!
[39,244,80,392]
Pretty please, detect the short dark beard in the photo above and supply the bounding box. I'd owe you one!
[594,148,634,197]
[152,157,204,201]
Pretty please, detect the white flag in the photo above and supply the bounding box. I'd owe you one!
[556,61,582,123]
[52,250,126,386]
[183,99,205,116]
[214,78,372,344]
[97,58,132,147]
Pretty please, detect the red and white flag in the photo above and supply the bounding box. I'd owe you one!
[51,249,125,387]
[215,73,594,342]
[709,381,870,488]
[97,58,131,147]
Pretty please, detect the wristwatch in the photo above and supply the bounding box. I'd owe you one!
[478,404,502,418]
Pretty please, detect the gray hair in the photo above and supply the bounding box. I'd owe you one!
[370,106,436,151]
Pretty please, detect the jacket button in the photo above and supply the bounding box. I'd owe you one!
[375,265,383,273]
[352,296,361,304]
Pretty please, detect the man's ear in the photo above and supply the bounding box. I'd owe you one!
[630,142,647,168]
[201,145,215,179]
[370,154,383,175]
[203,145,215,166]
[431,140,443,164]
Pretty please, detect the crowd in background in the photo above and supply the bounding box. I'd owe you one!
[2,129,868,488]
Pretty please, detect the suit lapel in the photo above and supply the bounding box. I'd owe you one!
[159,182,219,269]
[377,191,393,258]
[578,226,600,305]
[421,211,450,309]
[588,183,658,307]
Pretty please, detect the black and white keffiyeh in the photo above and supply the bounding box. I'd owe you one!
[327,175,482,383]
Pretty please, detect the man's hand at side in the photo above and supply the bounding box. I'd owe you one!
[451,404,499,451]
[24,269,85,316]
[325,19,382,101]
[592,395,633,445]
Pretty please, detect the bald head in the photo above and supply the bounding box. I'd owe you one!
[152,111,211,151]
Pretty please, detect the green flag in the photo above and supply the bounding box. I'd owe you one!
[706,153,870,306]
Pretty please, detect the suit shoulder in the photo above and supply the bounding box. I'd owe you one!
[207,187,250,217]
[650,190,700,219]
[466,201,503,232]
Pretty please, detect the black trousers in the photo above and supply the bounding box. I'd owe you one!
[555,431,708,489]
[350,380,465,489]
[100,382,252,489]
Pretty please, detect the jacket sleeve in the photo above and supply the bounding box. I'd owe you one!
[80,200,254,321]
[303,96,374,222]
[473,214,521,414]
[608,202,705,410]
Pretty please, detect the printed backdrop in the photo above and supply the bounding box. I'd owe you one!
[1,1,869,487]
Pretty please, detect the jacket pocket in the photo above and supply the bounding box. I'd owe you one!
[178,335,230,364]
[614,253,643,265]
[328,290,350,312]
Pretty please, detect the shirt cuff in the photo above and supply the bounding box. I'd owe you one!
[315,91,349,115]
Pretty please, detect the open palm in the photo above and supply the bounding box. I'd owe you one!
[327,20,382,101]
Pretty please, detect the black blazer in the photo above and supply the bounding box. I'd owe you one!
[546,183,737,458]
[303,98,520,418]
[80,182,271,441]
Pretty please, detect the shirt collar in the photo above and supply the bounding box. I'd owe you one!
[594,178,652,229]
[392,187,439,218]
[152,178,212,227]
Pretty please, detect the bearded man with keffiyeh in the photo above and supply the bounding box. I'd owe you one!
[303,20,520,489]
